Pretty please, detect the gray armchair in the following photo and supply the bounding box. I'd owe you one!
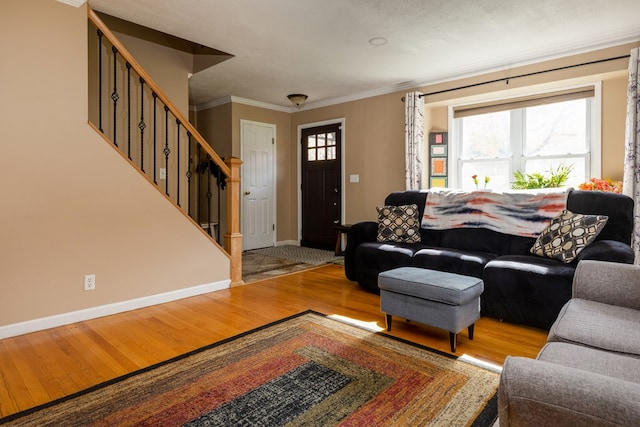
[498,260,640,426]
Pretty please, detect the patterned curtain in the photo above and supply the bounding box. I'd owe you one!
[623,47,640,263]
[405,92,424,190]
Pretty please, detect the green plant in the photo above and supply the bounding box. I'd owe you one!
[511,164,574,189]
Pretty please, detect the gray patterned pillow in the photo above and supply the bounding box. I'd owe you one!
[530,210,608,263]
[376,204,421,243]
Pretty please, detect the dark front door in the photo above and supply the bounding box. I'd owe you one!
[301,123,342,250]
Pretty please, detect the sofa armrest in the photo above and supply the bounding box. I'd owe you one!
[572,260,640,310]
[499,356,640,427]
[574,240,634,264]
[344,221,378,280]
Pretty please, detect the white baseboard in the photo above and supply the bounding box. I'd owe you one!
[276,240,299,246]
[0,279,231,340]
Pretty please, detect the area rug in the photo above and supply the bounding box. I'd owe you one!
[0,311,500,427]
[247,245,343,266]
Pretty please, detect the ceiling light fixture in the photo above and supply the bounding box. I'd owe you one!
[368,37,388,46]
[287,94,308,108]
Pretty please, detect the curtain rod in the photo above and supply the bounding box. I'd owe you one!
[401,54,630,102]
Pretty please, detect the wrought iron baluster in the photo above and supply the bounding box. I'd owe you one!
[126,62,131,159]
[97,29,103,133]
[111,46,118,147]
[196,144,202,224]
[176,119,181,207]
[206,154,212,236]
[164,105,170,196]
[152,92,157,184]
[139,77,146,172]
[186,132,192,216]
[217,175,221,242]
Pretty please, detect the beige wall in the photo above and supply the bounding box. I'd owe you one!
[287,43,638,229]
[0,0,229,327]
[291,95,406,227]
[195,42,636,244]
[114,32,192,117]
[196,103,293,241]
[601,74,629,178]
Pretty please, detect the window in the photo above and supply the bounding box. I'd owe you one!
[452,86,599,191]
[307,131,337,162]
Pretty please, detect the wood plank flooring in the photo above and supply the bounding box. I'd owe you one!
[0,264,548,418]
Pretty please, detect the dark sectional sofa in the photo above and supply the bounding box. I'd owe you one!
[344,189,634,330]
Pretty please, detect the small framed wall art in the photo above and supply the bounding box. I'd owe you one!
[430,145,447,157]
[429,131,448,188]
[431,158,447,176]
[430,177,447,188]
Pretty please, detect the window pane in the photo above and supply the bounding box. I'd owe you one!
[327,146,336,160]
[307,136,316,148]
[317,134,326,147]
[461,161,511,191]
[327,132,336,146]
[308,148,316,161]
[317,147,326,160]
[460,111,511,159]
[525,99,587,156]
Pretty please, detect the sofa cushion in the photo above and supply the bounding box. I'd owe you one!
[482,255,575,329]
[384,190,428,218]
[499,356,640,426]
[354,242,419,293]
[530,210,608,263]
[538,342,640,383]
[440,228,511,255]
[413,247,495,278]
[376,204,421,243]
[567,189,634,244]
[548,298,640,357]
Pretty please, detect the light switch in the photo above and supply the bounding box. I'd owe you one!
[350,174,359,183]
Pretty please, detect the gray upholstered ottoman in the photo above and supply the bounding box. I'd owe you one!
[378,267,484,352]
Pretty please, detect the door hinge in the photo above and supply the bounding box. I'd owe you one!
[272,138,274,145]
[273,224,275,231]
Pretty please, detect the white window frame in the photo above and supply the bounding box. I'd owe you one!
[447,82,601,190]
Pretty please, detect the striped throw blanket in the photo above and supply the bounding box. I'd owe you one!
[421,188,571,237]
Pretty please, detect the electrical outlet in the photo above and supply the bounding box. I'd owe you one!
[84,274,96,291]
[159,168,167,179]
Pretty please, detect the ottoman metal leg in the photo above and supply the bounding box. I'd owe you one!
[385,313,392,331]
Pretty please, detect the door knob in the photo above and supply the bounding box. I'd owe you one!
[244,191,251,195]
[333,220,340,224]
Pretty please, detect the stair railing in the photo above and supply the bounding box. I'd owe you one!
[87,8,243,285]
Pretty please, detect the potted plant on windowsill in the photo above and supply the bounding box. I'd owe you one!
[511,164,573,189]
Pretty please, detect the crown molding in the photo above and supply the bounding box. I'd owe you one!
[56,0,86,7]
[190,36,639,114]
[194,95,293,113]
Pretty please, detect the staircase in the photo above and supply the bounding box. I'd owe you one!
[87,9,243,285]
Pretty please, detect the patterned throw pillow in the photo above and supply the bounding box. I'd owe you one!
[376,204,421,243]
[530,210,608,263]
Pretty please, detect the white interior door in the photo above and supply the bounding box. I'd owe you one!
[241,120,275,250]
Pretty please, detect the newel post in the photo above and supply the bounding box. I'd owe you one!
[224,157,244,286]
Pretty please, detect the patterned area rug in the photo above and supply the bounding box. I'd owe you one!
[248,245,343,266]
[0,312,500,427]
[243,245,344,283]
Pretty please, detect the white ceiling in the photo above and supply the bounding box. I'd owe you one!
[89,0,640,110]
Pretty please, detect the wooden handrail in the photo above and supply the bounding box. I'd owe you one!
[88,7,230,178]
[88,6,243,283]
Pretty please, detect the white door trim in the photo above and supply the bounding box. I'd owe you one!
[241,119,277,249]
[297,118,346,243]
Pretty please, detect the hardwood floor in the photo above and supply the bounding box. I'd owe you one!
[0,264,547,418]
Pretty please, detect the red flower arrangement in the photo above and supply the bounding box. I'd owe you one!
[578,178,623,194]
